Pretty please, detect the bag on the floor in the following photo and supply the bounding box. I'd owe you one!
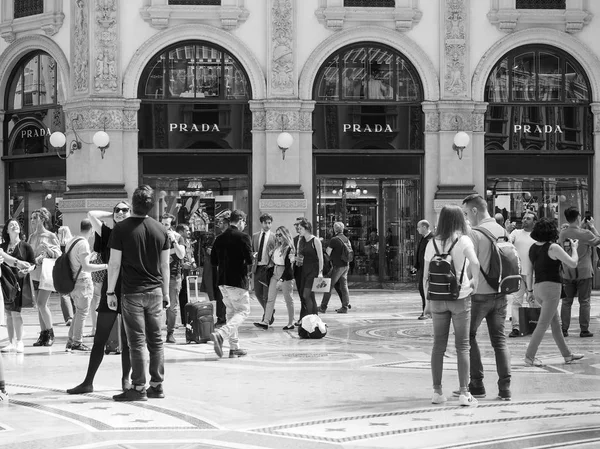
[52,237,85,294]
[427,238,465,301]
[518,306,541,336]
[473,227,521,294]
[185,301,214,343]
[298,314,327,339]
[1,263,20,305]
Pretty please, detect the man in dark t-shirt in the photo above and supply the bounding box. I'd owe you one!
[318,222,351,313]
[107,185,170,402]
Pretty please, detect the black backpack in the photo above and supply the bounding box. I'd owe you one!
[473,227,521,294]
[1,263,21,304]
[337,235,354,263]
[427,238,465,301]
[52,237,84,294]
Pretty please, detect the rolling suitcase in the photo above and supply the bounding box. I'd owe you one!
[185,301,214,343]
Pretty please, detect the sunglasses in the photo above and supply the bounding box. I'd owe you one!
[114,207,130,213]
[276,233,283,237]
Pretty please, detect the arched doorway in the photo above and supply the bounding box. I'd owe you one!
[312,43,424,288]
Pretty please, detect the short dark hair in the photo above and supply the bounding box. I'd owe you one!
[80,218,93,233]
[230,209,246,223]
[259,213,273,223]
[132,185,154,216]
[530,217,559,242]
[564,206,580,224]
[462,194,487,213]
[175,223,188,234]
[161,213,176,224]
[298,219,312,233]
[523,211,538,221]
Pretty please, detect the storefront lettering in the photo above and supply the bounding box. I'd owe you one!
[342,124,393,133]
[513,125,563,133]
[169,123,220,132]
[21,127,52,139]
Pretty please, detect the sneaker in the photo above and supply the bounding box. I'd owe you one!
[1,342,15,353]
[562,329,569,337]
[253,322,268,330]
[453,386,486,398]
[65,342,73,352]
[508,328,520,338]
[65,318,72,327]
[431,392,447,404]
[166,333,176,344]
[210,332,224,358]
[71,343,91,352]
[0,390,8,405]
[113,387,147,402]
[336,307,348,314]
[418,314,427,320]
[458,393,478,407]
[122,378,132,392]
[565,353,584,364]
[497,390,512,401]
[147,384,165,399]
[580,331,594,338]
[229,348,247,358]
[15,341,24,353]
[524,356,544,367]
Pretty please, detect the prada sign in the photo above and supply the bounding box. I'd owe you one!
[343,124,393,133]
[514,125,563,133]
[169,123,221,132]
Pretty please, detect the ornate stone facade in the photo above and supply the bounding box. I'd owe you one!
[442,0,469,99]
[269,0,295,97]
[93,0,119,93]
[63,99,140,131]
[73,0,89,94]
[259,199,308,211]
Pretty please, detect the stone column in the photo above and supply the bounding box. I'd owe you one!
[60,0,135,231]
[592,102,600,235]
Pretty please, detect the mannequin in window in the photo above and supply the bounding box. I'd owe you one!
[367,65,391,100]
[169,70,189,96]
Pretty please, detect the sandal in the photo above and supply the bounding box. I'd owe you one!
[282,325,295,330]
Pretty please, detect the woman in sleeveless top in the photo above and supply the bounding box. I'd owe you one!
[297,220,323,320]
[422,205,480,407]
[67,201,132,394]
[525,218,583,367]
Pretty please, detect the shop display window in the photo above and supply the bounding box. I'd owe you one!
[9,179,66,237]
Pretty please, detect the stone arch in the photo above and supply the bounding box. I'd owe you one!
[123,23,266,100]
[0,35,70,106]
[299,26,439,101]
[472,28,600,102]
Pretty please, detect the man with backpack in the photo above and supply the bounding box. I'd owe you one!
[63,219,109,352]
[462,194,512,401]
[318,222,352,314]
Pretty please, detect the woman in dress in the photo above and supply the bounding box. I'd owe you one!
[1,219,36,354]
[28,207,61,347]
[422,205,480,407]
[67,201,132,394]
[57,226,75,327]
[253,226,296,330]
[297,219,323,320]
[524,218,583,367]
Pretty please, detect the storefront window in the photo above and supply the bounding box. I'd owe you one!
[487,177,588,227]
[9,179,65,236]
[317,178,420,286]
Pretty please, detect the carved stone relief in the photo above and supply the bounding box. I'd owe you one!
[94,0,118,93]
[73,0,89,94]
[443,0,468,99]
[266,110,299,131]
[270,0,294,95]
[425,111,440,132]
[259,199,308,211]
[66,108,137,131]
[252,111,266,131]
[440,112,472,131]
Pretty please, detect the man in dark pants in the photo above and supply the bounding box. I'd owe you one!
[175,223,195,326]
[252,213,276,321]
[292,216,305,325]
[209,210,254,358]
[413,219,433,320]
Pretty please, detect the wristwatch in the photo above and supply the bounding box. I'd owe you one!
[107,292,115,296]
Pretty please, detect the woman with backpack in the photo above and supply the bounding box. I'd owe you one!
[253,225,296,330]
[28,207,62,347]
[524,218,583,367]
[1,219,36,354]
[422,205,480,407]
[67,202,132,394]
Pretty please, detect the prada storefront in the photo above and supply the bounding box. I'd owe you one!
[138,41,251,238]
[312,43,423,288]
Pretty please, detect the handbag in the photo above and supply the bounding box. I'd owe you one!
[1,263,20,305]
[39,258,56,292]
[518,306,541,336]
[312,277,331,293]
[90,252,107,284]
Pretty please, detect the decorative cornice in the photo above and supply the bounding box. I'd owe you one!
[0,9,65,44]
[60,197,129,211]
[259,199,307,211]
[139,2,249,30]
[62,99,141,131]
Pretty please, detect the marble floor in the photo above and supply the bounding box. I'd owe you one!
[1,290,599,449]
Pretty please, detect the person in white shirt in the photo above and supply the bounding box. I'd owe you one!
[508,211,537,337]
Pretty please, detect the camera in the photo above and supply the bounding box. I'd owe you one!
[584,211,592,222]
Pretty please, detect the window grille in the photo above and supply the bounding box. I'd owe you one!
[344,0,395,7]
[516,0,565,9]
[168,0,222,5]
[13,0,43,19]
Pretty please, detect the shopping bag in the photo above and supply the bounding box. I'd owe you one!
[312,277,331,293]
[21,274,36,308]
[187,275,206,303]
[39,258,57,292]
[519,306,541,336]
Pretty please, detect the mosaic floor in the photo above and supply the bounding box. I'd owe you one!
[1,290,599,449]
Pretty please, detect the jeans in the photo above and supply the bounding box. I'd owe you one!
[320,266,350,310]
[166,277,181,333]
[60,294,74,322]
[263,266,294,325]
[122,288,164,387]
[431,296,471,390]
[254,266,269,311]
[561,278,592,332]
[470,293,511,392]
[217,286,250,350]
[526,282,572,360]
[67,278,93,345]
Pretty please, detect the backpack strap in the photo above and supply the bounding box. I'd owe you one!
[473,226,502,283]
[432,237,459,256]
[66,237,85,280]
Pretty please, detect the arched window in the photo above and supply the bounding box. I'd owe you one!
[138,41,252,150]
[484,45,591,152]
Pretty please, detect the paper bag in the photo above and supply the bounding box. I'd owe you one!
[312,277,331,293]
[518,306,541,336]
[38,258,56,292]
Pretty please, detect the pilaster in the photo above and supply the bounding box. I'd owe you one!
[267,0,297,98]
[441,0,470,101]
